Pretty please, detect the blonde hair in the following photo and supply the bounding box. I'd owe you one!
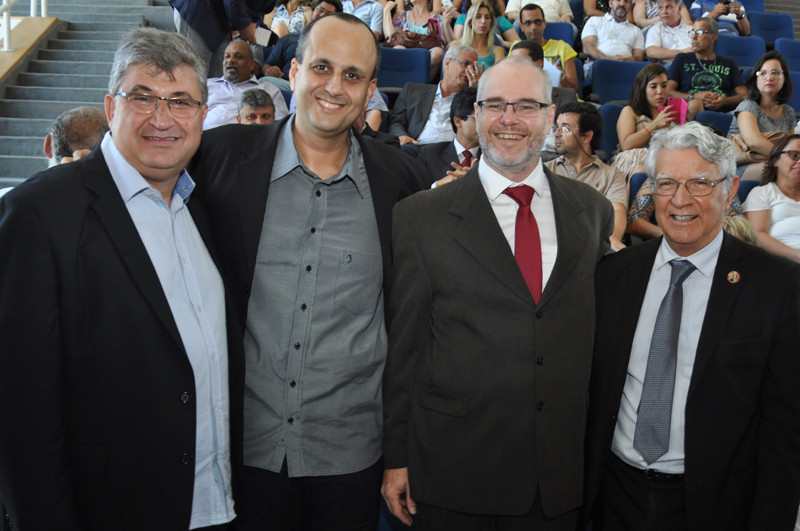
[723,215,758,246]
[462,0,496,56]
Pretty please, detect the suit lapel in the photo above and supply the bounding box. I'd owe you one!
[688,233,745,398]
[82,150,184,350]
[450,169,534,305]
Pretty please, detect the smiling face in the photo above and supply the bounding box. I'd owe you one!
[104,63,206,193]
[646,73,669,108]
[223,40,255,83]
[775,138,800,187]
[289,16,377,142]
[476,60,553,182]
[653,147,737,256]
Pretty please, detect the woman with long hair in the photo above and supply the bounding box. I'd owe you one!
[451,0,518,48]
[449,0,505,68]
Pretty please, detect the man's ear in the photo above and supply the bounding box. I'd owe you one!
[43,134,53,159]
[289,59,299,92]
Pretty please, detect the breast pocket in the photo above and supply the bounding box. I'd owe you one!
[334,250,383,315]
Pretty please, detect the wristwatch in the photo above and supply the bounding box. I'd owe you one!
[686,94,693,102]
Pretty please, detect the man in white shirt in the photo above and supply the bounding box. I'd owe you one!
[584,122,800,530]
[342,0,382,39]
[204,39,288,130]
[582,0,644,77]
[645,0,692,64]
[505,0,573,23]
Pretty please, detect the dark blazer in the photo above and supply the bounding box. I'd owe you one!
[361,123,402,150]
[171,0,273,49]
[383,167,614,518]
[0,149,241,530]
[388,82,437,140]
[188,118,426,342]
[418,140,459,185]
[584,234,800,530]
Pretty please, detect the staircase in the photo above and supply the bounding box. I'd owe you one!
[0,0,172,186]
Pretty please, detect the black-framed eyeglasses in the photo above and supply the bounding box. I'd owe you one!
[652,177,727,196]
[477,100,549,117]
[689,29,710,37]
[781,150,800,161]
[114,91,204,118]
[521,18,545,26]
[756,69,784,78]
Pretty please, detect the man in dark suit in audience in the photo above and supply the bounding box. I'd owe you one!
[584,122,800,530]
[418,86,479,186]
[388,44,478,153]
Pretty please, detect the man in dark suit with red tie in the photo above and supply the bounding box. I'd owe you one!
[382,56,613,530]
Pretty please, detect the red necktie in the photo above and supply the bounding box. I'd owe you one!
[462,150,473,167]
[503,185,543,303]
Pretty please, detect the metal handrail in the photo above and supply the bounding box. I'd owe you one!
[1,0,48,52]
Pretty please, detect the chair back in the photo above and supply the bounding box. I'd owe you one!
[696,110,734,137]
[714,35,766,70]
[544,22,573,43]
[591,59,649,104]
[377,48,431,91]
[775,38,800,73]
[597,102,625,162]
[629,171,648,211]
[748,12,794,47]
[737,179,759,203]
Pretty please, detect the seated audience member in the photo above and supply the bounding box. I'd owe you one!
[204,39,288,130]
[451,0,518,48]
[506,0,573,23]
[516,3,579,90]
[237,88,276,124]
[581,0,644,78]
[388,44,478,151]
[644,0,692,64]
[343,0,383,39]
[43,106,108,166]
[271,0,312,38]
[546,102,628,250]
[383,0,454,81]
[634,0,690,36]
[418,86,479,186]
[743,135,800,262]
[613,63,677,180]
[449,1,506,69]
[583,0,610,21]
[667,17,746,121]
[509,40,578,109]
[261,0,342,91]
[690,0,749,36]
[723,214,758,245]
[728,51,796,181]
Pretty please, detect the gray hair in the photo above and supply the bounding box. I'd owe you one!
[49,106,108,160]
[238,88,275,116]
[697,16,718,35]
[477,55,552,104]
[444,43,478,63]
[646,121,736,193]
[108,27,208,103]
[296,13,381,79]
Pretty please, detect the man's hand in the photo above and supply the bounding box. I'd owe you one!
[60,149,91,164]
[467,61,486,87]
[381,467,416,526]
[398,135,420,146]
[709,2,728,18]
[238,22,258,44]
[262,64,284,78]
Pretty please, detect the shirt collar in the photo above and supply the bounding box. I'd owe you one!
[209,75,260,88]
[101,132,195,207]
[272,115,367,196]
[604,12,628,24]
[478,156,549,201]
[655,229,723,279]
[453,138,477,157]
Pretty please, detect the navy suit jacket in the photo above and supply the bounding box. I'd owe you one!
[171,0,274,49]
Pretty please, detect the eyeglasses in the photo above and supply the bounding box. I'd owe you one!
[521,18,545,26]
[756,69,784,78]
[114,91,204,119]
[556,124,576,134]
[652,177,727,196]
[477,100,549,117]
[688,29,711,37]
[781,150,800,161]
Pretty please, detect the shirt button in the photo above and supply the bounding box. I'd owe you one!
[536,401,545,412]
[180,453,193,465]
[536,357,544,366]
[315,190,321,197]
[288,417,294,424]
[536,310,543,318]
[180,392,192,404]
[310,227,316,233]
[306,265,312,272]
[294,342,301,350]
[300,304,307,311]
[290,380,297,388]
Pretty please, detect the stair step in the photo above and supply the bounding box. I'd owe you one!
[47,39,118,52]
[17,73,110,89]
[0,100,104,119]
[0,156,48,180]
[0,118,53,137]
[6,86,107,103]
[0,137,47,158]
[58,30,123,41]
[66,21,143,31]
[28,60,112,75]
[39,48,116,62]
[48,0,151,5]
[14,4,152,14]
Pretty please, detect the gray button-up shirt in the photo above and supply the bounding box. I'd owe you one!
[243,117,386,476]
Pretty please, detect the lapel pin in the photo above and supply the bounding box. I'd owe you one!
[727,271,741,284]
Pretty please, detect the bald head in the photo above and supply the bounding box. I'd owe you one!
[223,40,256,83]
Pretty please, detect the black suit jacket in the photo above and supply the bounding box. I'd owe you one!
[0,149,240,530]
[418,140,459,185]
[384,166,613,518]
[388,82,437,140]
[584,234,800,530]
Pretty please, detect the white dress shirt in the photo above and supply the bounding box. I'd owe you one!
[453,138,479,166]
[416,83,457,145]
[477,156,558,289]
[204,75,289,130]
[612,230,723,474]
